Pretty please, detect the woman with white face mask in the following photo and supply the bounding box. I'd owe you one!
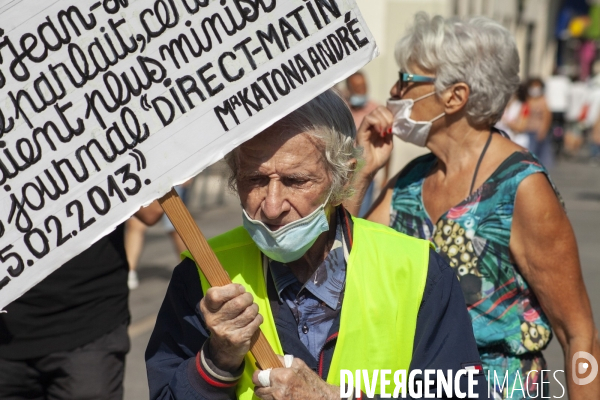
[512,78,554,168]
[347,12,600,400]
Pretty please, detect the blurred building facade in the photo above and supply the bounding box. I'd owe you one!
[357,0,563,103]
[355,0,564,172]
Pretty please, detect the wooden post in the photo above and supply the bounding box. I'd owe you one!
[158,188,282,370]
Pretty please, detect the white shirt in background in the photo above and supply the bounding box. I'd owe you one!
[585,77,600,128]
[566,81,589,122]
[545,75,571,113]
[496,100,530,149]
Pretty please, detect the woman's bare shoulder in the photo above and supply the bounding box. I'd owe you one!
[494,133,528,158]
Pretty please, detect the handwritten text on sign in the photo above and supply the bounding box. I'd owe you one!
[0,0,377,309]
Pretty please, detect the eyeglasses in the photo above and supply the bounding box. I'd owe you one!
[398,71,436,94]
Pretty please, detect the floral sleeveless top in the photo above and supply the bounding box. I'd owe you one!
[390,151,556,356]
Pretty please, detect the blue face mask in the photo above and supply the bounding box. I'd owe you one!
[242,198,331,264]
[349,94,368,108]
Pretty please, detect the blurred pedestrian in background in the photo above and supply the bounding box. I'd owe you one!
[125,216,147,290]
[545,71,571,156]
[586,73,600,163]
[582,74,600,163]
[125,182,191,289]
[497,83,530,149]
[564,77,589,156]
[345,71,380,128]
[0,203,163,400]
[591,112,600,163]
[522,78,554,168]
[349,12,600,399]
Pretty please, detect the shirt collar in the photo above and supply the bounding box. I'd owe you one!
[269,208,348,310]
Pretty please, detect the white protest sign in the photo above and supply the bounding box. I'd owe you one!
[0,0,377,309]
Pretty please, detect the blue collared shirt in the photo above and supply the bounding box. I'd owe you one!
[269,212,348,360]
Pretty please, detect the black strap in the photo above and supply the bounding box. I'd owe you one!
[493,127,510,139]
[469,132,493,196]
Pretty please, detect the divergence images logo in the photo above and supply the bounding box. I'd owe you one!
[572,351,598,385]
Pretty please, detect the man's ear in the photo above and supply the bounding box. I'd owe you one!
[345,157,361,189]
[441,82,470,116]
[332,158,358,208]
[346,158,357,181]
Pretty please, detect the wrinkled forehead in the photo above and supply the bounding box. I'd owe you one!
[236,127,325,170]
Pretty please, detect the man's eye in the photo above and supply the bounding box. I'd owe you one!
[244,176,267,185]
[283,178,308,187]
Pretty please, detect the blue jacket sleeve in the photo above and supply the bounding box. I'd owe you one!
[145,258,237,400]
[407,249,491,399]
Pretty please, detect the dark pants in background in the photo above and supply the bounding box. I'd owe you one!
[551,111,565,157]
[0,322,129,400]
[527,132,555,169]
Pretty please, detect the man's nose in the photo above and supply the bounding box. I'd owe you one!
[262,180,289,220]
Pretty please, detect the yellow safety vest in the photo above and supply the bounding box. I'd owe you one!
[184,217,429,399]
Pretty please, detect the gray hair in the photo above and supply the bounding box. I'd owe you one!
[225,89,363,205]
[395,12,520,126]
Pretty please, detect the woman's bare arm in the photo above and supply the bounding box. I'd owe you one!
[511,173,600,398]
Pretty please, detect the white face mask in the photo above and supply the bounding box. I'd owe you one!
[387,92,445,147]
[528,87,543,98]
[242,192,332,263]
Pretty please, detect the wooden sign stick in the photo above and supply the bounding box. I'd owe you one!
[158,188,283,370]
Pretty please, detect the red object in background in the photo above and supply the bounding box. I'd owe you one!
[521,103,530,117]
[579,103,589,122]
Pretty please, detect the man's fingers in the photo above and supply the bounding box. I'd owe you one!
[275,355,297,368]
[203,284,246,312]
[252,370,260,386]
[228,302,259,328]
[222,311,263,342]
[266,367,295,388]
[252,369,267,387]
[252,367,293,388]
[252,368,279,400]
[254,386,276,400]
[221,292,254,314]
[246,312,263,333]
[211,293,256,324]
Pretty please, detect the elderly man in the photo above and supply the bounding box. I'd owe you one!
[145,90,489,399]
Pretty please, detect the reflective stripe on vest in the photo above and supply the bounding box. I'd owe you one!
[185,217,429,399]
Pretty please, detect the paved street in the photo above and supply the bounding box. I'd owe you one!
[123,159,600,400]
